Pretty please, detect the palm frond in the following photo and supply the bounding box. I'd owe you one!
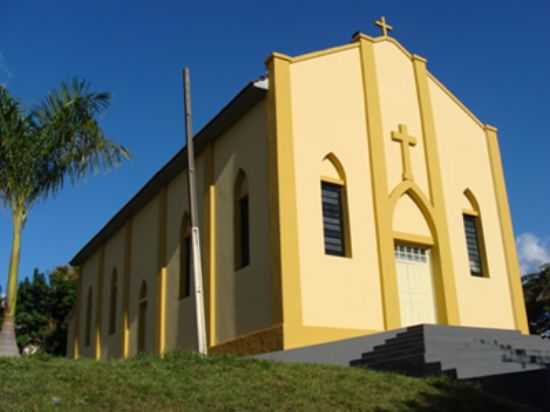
[0,86,31,210]
[0,79,130,211]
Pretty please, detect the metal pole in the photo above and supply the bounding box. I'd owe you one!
[183,67,208,355]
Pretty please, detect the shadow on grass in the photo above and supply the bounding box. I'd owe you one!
[374,379,539,412]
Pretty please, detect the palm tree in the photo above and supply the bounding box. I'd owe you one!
[0,80,129,357]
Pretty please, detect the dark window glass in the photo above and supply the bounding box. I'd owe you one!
[463,214,484,277]
[179,235,192,299]
[239,196,250,268]
[108,271,118,335]
[85,288,93,347]
[138,282,147,353]
[322,182,345,256]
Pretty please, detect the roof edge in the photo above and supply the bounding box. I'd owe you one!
[71,79,268,266]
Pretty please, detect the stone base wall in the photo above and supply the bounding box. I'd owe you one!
[211,325,283,355]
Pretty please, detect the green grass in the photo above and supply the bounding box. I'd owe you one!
[0,352,536,411]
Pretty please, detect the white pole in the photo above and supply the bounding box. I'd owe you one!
[183,67,208,355]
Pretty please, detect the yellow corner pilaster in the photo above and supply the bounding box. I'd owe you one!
[266,53,303,345]
[484,125,529,334]
[412,56,460,325]
[122,220,133,358]
[156,188,168,356]
[94,246,105,360]
[355,35,401,330]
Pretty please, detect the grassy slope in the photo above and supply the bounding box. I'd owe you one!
[0,352,535,412]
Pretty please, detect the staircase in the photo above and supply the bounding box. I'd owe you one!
[350,324,550,379]
[257,324,550,409]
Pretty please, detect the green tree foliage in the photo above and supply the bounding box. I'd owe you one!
[522,264,550,336]
[15,271,50,352]
[14,266,77,356]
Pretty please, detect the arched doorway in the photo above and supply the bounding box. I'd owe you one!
[391,184,439,327]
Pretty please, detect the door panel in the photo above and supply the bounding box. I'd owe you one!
[395,244,436,327]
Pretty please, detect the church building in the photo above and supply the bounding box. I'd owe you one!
[67,19,529,360]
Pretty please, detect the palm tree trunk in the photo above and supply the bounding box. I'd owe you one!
[0,208,24,357]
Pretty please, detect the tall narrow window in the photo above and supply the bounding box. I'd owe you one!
[108,269,118,335]
[463,214,486,277]
[322,182,346,256]
[321,154,350,257]
[462,190,489,278]
[85,287,93,347]
[138,281,148,353]
[179,215,192,299]
[234,170,250,269]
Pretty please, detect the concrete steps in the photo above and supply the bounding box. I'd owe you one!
[350,324,550,380]
[256,324,550,409]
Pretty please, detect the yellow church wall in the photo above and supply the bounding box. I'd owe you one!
[128,195,160,356]
[212,99,274,344]
[164,161,206,353]
[393,194,432,239]
[374,42,431,203]
[99,226,125,359]
[78,252,99,358]
[70,97,272,358]
[288,47,385,333]
[428,77,516,329]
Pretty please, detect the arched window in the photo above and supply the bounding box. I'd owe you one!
[179,213,192,299]
[108,269,118,335]
[138,281,148,353]
[463,189,489,277]
[84,287,93,347]
[234,170,250,269]
[321,154,351,257]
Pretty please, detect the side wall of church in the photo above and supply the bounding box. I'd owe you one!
[128,196,159,356]
[165,98,273,352]
[164,155,203,353]
[78,252,99,358]
[288,47,385,335]
[100,226,125,359]
[212,100,274,345]
[72,96,274,358]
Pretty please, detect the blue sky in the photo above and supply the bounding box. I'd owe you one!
[1,0,549,289]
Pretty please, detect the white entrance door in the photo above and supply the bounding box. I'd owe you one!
[395,244,437,327]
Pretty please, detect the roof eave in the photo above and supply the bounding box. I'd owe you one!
[70,79,268,266]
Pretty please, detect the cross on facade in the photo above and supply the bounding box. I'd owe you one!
[375,16,393,37]
[391,124,417,181]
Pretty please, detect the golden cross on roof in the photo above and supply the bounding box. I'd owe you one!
[391,124,417,181]
[375,16,393,37]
